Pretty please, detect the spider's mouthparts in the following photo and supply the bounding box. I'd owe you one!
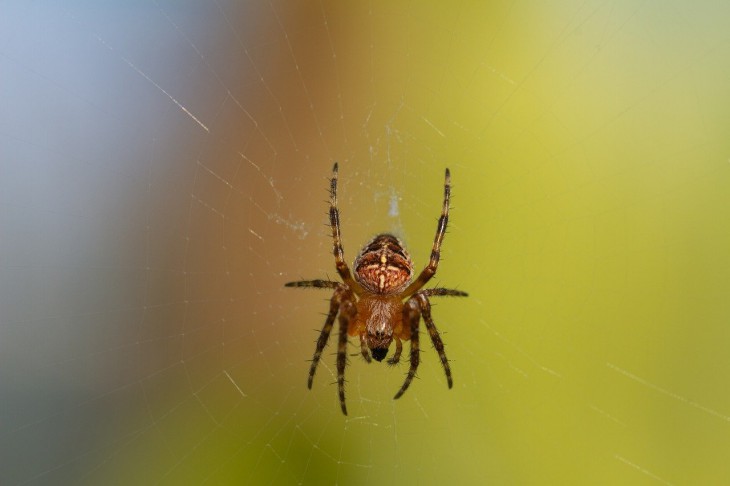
[371,348,388,362]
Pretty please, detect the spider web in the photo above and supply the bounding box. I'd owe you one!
[2,1,730,484]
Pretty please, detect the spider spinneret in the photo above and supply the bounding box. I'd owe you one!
[285,163,468,415]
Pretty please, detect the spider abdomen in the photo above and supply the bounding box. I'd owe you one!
[353,233,414,294]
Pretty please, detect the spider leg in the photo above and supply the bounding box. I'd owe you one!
[337,300,356,415]
[359,333,372,363]
[308,286,347,389]
[285,279,340,289]
[394,298,421,399]
[387,336,403,365]
[420,287,468,297]
[329,163,362,294]
[404,168,451,297]
[415,292,452,388]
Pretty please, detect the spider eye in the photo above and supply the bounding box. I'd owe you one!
[371,348,388,362]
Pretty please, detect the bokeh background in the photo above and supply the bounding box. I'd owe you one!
[2,1,730,484]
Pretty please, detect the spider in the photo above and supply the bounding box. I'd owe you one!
[285,163,467,415]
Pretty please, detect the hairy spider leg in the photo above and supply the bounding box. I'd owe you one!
[393,289,466,397]
[415,292,452,388]
[394,298,421,399]
[329,163,362,294]
[420,287,468,297]
[284,279,340,289]
[358,333,372,362]
[404,168,451,297]
[387,336,403,365]
[306,285,348,389]
[337,300,356,415]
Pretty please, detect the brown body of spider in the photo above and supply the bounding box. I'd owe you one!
[285,163,467,415]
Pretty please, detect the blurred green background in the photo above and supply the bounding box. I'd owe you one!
[2,1,730,484]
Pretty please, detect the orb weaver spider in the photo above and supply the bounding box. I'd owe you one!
[286,163,467,415]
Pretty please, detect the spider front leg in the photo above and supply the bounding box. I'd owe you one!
[358,333,372,363]
[415,292,452,388]
[393,292,454,400]
[387,336,403,366]
[394,298,421,399]
[337,300,356,415]
[307,285,349,389]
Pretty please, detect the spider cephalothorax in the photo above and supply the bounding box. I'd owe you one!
[285,163,468,415]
